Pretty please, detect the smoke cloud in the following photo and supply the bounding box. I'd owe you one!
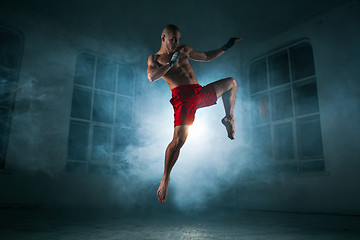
[114,64,252,210]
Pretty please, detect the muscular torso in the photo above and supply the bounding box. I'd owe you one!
[153,46,198,89]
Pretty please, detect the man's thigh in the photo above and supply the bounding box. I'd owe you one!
[211,77,234,98]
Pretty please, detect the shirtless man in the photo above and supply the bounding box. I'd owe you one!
[147,24,241,203]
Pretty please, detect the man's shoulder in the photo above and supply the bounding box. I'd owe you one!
[182,44,193,49]
[179,45,193,54]
[148,54,159,62]
[148,54,163,67]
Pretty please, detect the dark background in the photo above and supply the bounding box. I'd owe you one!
[0,0,359,215]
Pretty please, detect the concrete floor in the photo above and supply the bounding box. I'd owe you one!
[1,207,360,240]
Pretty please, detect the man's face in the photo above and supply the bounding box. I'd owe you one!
[164,30,181,52]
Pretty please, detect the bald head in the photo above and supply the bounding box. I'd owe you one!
[161,24,181,38]
[160,24,181,52]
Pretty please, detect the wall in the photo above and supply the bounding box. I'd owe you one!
[233,0,360,215]
[0,4,150,208]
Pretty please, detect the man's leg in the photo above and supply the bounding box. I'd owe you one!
[157,125,189,203]
[212,77,237,139]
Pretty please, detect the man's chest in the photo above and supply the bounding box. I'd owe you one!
[156,54,189,66]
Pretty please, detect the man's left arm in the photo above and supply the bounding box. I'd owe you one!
[188,37,242,62]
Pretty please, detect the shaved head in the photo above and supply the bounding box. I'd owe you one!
[160,24,181,52]
[161,24,181,37]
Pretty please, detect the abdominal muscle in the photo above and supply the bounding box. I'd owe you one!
[163,61,199,90]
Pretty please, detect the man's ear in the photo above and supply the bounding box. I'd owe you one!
[161,34,165,42]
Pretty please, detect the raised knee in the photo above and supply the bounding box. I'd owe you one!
[231,77,237,88]
[227,77,237,89]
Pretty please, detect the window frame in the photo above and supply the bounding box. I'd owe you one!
[248,39,325,174]
[66,51,135,175]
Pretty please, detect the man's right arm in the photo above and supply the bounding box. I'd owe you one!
[147,55,171,82]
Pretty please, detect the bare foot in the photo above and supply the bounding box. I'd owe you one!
[157,176,170,203]
[222,116,235,140]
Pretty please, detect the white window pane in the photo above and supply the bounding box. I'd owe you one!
[250,58,267,93]
[71,87,92,120]
[116,97,132,127]
[91,125,112,161]
[294,80,319,116]
[67,120,90,161]
[271,88,292,120]
[93,91,114,123]
[290,43,315,80]
[74,53,95,87]
[297,116,324,159]
[252,94,270,124]
[274,123,294,161]
[117,64,134,96]
[95,58,116,92]
[269,50,290,87]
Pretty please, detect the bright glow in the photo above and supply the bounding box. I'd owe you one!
[188,118,208,140]
[126,95,247,210]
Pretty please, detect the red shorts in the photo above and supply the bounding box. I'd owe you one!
[170,83,217,127]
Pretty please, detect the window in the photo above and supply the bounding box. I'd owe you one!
[66,52,135,175]
[0,27,23,169]
[250,41,324,173]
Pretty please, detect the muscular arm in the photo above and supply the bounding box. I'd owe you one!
[147,55,171,82]
[187,37,242,62]
[187,45,224,62]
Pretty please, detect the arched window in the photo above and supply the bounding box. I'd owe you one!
[0,27,23,169]
[66,52,135,175]
[250,40,324,173]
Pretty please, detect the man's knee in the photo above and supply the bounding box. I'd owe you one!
[222,77,237,92]
[172,136,186,149]
[227,77,237,89]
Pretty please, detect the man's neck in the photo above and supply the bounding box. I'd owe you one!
[158,45,173,55]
